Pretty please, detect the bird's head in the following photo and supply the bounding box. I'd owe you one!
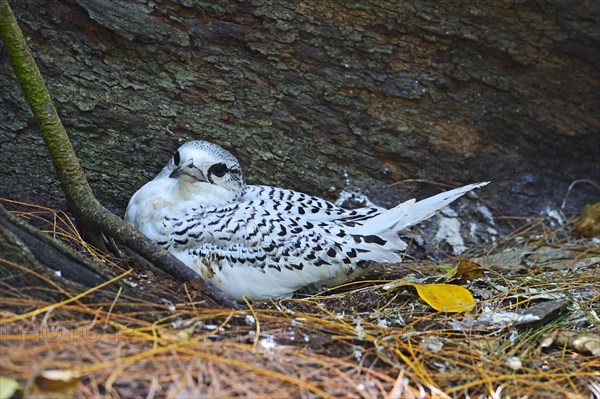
[157,140,245,194]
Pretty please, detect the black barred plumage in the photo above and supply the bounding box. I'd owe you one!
[125,140,489,301]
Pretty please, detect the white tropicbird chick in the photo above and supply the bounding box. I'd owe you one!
[125,140,489,301]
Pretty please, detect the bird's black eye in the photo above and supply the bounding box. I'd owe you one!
[173,151,181,166]
[208,163,228,178]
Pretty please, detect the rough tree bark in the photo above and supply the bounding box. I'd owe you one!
[1,1,598,230]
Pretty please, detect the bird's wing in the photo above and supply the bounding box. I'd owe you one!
[164,198,406,300]
[242,185,382,222]
[165,199,350,267]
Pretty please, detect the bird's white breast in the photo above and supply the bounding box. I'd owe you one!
[125,177,237,242]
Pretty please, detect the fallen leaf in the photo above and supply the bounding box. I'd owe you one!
[573,202,600,237]
[0,377,23,399]
[445,259,486,281]
[158,325,195,342]
[409,283,476,313]
[31,370,80,398]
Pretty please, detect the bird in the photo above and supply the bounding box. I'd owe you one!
[125,140,489,301]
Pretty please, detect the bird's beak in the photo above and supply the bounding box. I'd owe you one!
[169,159,207,182]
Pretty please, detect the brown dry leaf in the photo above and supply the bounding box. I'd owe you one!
[573,202,600,237]
[30,370,80,399]
[446,259,486,281]
[408,283,476,313]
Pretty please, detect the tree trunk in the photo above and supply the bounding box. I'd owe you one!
[1,0,598,225]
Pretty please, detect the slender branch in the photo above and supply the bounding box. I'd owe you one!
[0,0,235,306]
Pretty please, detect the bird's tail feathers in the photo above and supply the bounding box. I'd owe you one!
[358,182,488,235]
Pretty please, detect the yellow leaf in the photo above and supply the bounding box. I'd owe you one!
[158,325,195,342]
[409,283,476,313]
[0,377,23,399]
